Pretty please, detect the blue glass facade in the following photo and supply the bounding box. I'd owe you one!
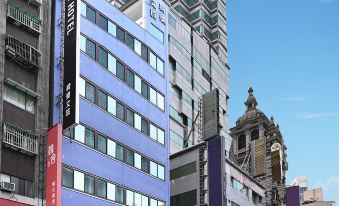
[53,0,170,205]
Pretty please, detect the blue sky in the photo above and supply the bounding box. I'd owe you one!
[227,0,339,202]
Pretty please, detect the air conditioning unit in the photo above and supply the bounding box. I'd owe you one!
[0,181,15,192]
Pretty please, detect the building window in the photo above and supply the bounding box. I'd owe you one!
[85,5,96,24]
[108,54,116,74]
[134,153,142,170]
[170,162,196,180]
[150,52,157,69]
[141,118,149,135]
[150,24,164,43]
[98,47,108,68]
[97,179,107,198]
[134,113,141,131]
[79,78,86,97]
[150,161,157,177]
[115,185,124,204]
[158,129,165,145]
[127,70,135,88]
[134,39,142,55]
[150,87,157,105]
[141,80,148,99]
[116,101,125,121]
[80,1,86,17]
[85,128,95,148]
[238,135,246,150]
[107,96,116,116]
[157,93,165,111]
[108,21,116,37]
[150,124,157,141]
[142,195,149,206]
[168,14,176,28]
[116,143,124,162]
[134,75,142,94]
[126,149,134,166]
[107,183,115,201]
[126,34,134,49]
[86,37,96,60]
[98,14,108,31]
[10,176,34,198]
[62,167,73,188]
[3,85,35,113]
[98,90,107,110]
[107,139,116,158]
[84,174,94,194]
[126,189,134,205]
[141,44,148,62]
[116,61,125,82]
[74,170,84,191]
[126,109,134,127]
[98,135,107,154]
[170,190,197,206]
[158,165,165,180]
[141,157,149,173]
[85,81,95,103]
[116,26,125,42]
[80,35,86,52]
[157,57,164,75]
[251,129,259,141]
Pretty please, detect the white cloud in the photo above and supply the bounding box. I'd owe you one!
[298,112,339,119]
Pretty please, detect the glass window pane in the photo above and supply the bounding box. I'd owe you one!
[80,1,86,16]
[134,39,141,55]
[80,35,86,52]
[84,174,94,194]
[86,6,96,23]
[126,109,134,127]
[126,149,134,166]
[107,139,116,158]
[116,61,125,81]
[134,75,142,94]
[116,102,125,121]
[107,96,116,116]
[24,180,34,198]
[150,87,157,105]
[86,39,96,60]
[79,78,86,97]
[98,14,108,31]
[135,192,142,206]
[126,34,134,49]
[141,156,149,173]
[107,183,115,201]
[85,82,95,103]
[98,47,108,68]
[127,70,135,88]
[98,135,107,154]
[85,128,95,148]
[98,90,107,110]
[126,190,134,206]
[150,124,157,141]
[3,85,25,110]
[150,161,157,177]
[158,129,165,145]
[157,58,164,75]
[158,165,165,180]
[158,201,165,206]
[115,186,124,203]
[150,199,157,206]
[74,124,85,143]
[141,81,148,99]
[97,179,107,198]
[134,113,141,131]
[157,93,164,111]
[74,170,84,191]
[62,167,73,188]
[116,144,124,161]
[116,26,125,42]
[141,44,148,61]
[134,153,141,169]
[150,24,164,43]
[150,52,157,69]
[141,118,149,135]
[108,21,116,37]
[108,54,116,74]
[142,195,149,206]
[25,96,35,114]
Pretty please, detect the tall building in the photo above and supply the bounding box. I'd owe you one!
[51,0,170,205]
[167,5,230,154]
[0,0,52,205]
[292,176,308,202]
[169,0,228,63]
[230,88,288,205]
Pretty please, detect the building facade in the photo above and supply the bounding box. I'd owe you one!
[230,88,288,205]
[52,0,170,205]
[0,0,52,205]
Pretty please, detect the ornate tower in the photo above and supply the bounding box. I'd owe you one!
[230,87,288,205]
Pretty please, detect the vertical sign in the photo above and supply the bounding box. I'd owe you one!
[63,0,80,130]
[46,124,62,206]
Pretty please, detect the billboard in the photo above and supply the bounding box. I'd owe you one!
[286,186,301,206]
[202,88,220,140]
[271,143,283,181]
[63,0,80,130]
[46,124,62,206]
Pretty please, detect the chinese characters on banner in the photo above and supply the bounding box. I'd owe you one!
[46,124,62,206]
[149,0,166,24]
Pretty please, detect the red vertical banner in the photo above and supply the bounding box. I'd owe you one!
[46,124,62,206]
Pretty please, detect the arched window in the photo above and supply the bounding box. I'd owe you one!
[251,129,259,141]
[238,135,246,150]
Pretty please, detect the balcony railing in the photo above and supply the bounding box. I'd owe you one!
[5,35,41,70]
[27,0,42,7]
[2,122,38,155]
[7,3,41,34]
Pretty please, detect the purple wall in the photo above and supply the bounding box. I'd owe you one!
[286,186,301,206]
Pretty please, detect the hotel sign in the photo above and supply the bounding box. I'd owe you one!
[63,0,80,130]
[149,0,166,24]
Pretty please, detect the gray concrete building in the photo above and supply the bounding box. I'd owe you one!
[230,88,288,205]
[0,0,52,205]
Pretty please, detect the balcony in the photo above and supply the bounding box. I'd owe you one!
[5,35,41,70]
[2,122,38,155]
[27,0,42,7]
[7,3,41,35]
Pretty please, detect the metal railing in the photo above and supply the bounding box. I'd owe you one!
[2,122,38,154]
[5,35,41,69]
[7,3,41,34]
